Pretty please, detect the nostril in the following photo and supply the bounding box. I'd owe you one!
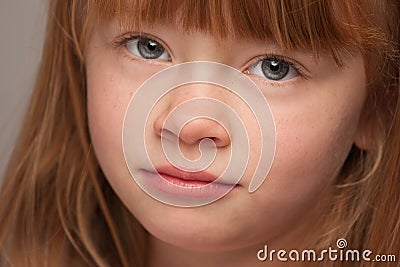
[210,136,230,147]
[160,128,177,142]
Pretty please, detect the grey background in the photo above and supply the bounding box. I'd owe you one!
[0,1,48,184]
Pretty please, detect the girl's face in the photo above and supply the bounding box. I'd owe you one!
[86,20,367,251]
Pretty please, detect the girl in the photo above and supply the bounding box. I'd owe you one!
[0,0,399,266]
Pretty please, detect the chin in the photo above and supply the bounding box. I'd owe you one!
[150,207,286,256]
[134,199,254,252]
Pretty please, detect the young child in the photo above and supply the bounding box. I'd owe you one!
[0,0,399,266]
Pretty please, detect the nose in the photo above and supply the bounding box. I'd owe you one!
[153,88,230,148]
[154,113,230,147]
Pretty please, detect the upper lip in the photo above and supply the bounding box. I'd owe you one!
[156,165,219,183]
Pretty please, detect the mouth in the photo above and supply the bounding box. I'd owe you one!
[140,165,239,199]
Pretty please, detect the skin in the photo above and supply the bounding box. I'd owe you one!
[86,20,367,266]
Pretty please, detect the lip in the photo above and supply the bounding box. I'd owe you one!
[156,165,220,185]
[141,165,239,199]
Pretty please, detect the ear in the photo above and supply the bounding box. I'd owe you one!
[354,112,375,151]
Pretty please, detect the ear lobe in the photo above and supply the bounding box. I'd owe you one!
[354,114,375,151]
[354,131,372,151]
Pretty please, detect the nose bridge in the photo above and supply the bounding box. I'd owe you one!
[164,57,231,106]
[168,82,223,107]
[178,31,232,64]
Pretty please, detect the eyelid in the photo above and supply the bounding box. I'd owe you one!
[112,31,174,62]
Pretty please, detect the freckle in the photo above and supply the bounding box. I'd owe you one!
[129,91,133,97]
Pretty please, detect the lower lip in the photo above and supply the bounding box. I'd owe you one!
[142,170,238,199]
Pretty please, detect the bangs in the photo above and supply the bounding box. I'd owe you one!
[87,0,387,63]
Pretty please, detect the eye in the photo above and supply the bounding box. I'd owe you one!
[247,57,300,81]
[125,36,171,61]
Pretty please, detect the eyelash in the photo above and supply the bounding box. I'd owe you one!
[112,33,309,80]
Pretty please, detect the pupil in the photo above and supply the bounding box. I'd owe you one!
[147,41,157,51]
[270,61,280,72]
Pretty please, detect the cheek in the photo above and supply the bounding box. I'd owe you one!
[87,74,130,191]
[252,65,366,213]
[271,105,357,194]
[85,27,167,179]
[237,67,367,244]
[85,58,151,197]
